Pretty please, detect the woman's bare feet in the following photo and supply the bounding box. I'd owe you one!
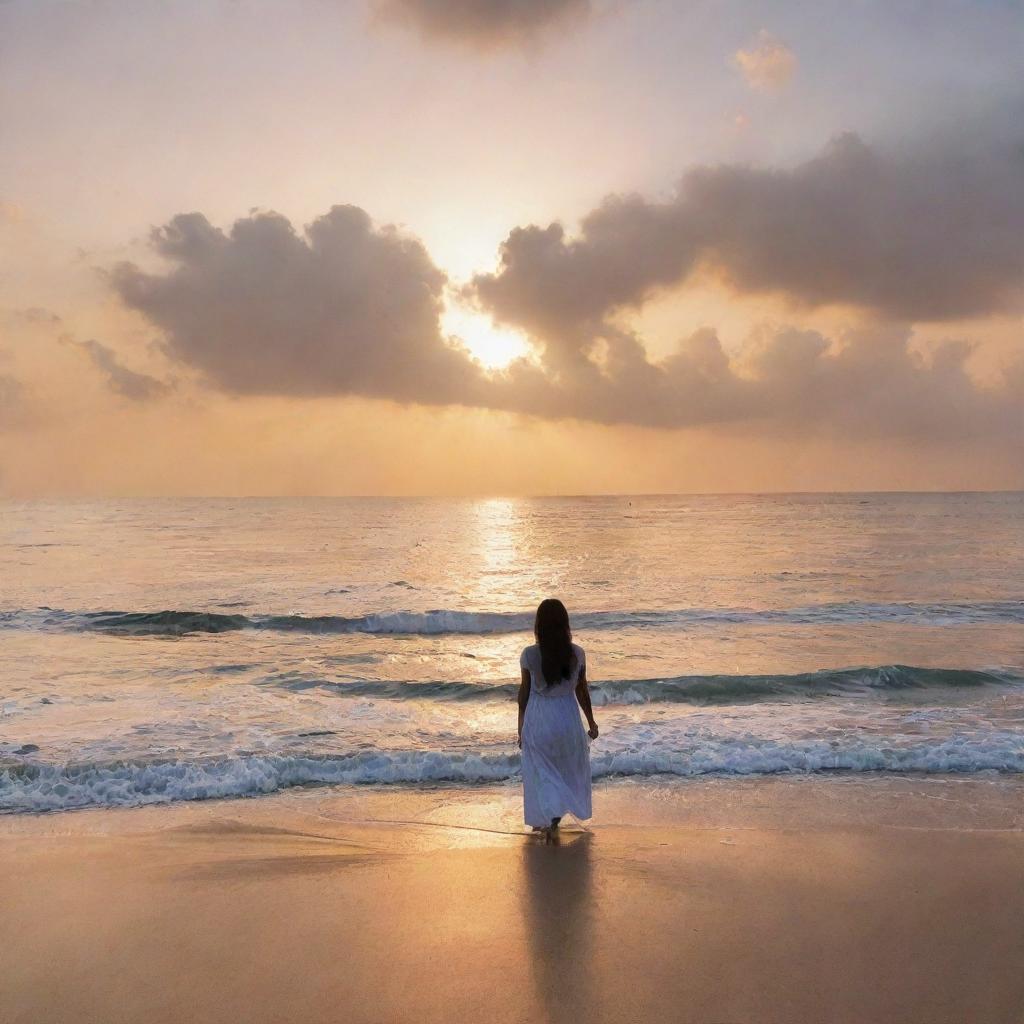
[530,818,562,841]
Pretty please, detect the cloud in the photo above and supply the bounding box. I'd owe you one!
[469,129,1024,326]
[109,201,1023,446]
[69,337,172,401]
[482,322,1024,440]
[462,123,1023,441]
[374,0,590,48]
[467,195,697,368]
[732,31,796,91]
[111,205,486,403]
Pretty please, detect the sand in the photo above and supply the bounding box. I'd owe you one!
[3,776,1024,1024]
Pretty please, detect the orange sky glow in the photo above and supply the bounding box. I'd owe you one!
[1,0,1021,496]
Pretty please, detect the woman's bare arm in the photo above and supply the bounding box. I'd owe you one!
[575,665,599,739]
[517,667,531,747]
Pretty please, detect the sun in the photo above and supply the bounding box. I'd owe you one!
[442,303,530,370]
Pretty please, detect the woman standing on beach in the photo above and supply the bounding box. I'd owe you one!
[517,599,599,838]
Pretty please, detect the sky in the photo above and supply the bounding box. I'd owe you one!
[1,0,1022,496]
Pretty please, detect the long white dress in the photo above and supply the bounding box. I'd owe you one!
[520,642,592,827]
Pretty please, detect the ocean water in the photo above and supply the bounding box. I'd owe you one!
[1,493,1022,813]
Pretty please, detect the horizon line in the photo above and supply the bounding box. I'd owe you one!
[2,488,1023,502]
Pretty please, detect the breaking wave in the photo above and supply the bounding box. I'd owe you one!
[3,599,1022,637]
[262,664,1024,705]
[5,729,1024,813]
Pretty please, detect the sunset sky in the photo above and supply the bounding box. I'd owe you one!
[1,0,1022,496]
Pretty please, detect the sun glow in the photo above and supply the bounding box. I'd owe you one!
[443,304,530,370]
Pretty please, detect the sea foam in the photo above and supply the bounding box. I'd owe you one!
[5,727,1024,813]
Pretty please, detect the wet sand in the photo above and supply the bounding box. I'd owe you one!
[2,777,1024,1024]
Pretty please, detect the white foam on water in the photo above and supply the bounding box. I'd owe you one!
[5,724,1024,813]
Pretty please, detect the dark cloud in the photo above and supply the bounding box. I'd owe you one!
[375,0,590,47]
[111,205,485,403]
[470,130,1024,329]
[70,338,172,401]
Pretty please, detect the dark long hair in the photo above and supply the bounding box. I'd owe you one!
[534,598,574,686]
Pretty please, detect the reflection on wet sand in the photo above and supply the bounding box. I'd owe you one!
[519,830,596,1022]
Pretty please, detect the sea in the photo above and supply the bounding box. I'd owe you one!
[1,493,1022,814]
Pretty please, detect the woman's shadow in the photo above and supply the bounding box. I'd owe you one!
[519,830,597,1021]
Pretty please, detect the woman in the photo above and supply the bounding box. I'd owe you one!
[517,599,599,838]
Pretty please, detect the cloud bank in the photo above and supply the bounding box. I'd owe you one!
[375,0,590,47]
[110,124,1024,445]
[484,323,1024,440]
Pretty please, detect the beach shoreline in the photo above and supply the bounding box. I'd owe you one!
[3,775,1023,1024]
